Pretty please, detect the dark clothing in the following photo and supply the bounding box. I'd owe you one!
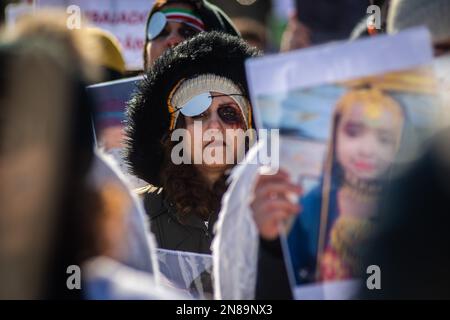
[142,190,293,299]
[360,131,450,299]
[142,188,218,254]
[255,237,293,300]
[295,0,368,44]
[210,0,271,25]
[288,183,340,284]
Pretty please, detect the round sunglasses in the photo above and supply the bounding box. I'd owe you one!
[172,93,245,125]
[147,11,204,41]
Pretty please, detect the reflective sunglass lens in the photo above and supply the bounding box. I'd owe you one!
[147,12,167,40]
[179,93,212,117]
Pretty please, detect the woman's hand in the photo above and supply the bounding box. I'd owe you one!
[251,169,302,240]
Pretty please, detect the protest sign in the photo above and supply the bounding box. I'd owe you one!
[155,249,213,300]
[87,76,145,188]
[246,27,445,299]
[5,3,34,29]
[36,0,153,70]
[87,75,142,149]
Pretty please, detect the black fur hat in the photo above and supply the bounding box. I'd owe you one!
[125,31,261,185]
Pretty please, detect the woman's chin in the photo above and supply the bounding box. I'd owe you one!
[200,162,229,170]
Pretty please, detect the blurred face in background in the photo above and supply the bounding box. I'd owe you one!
[145,3,201,68]
[0,46,71,299]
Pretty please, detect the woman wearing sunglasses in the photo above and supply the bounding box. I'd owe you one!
[144,0,239,70]
[126,31,260,254]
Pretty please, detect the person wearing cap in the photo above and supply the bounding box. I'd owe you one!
[125,31,260,254]
[84,27,126,82]
[143,0,239,70]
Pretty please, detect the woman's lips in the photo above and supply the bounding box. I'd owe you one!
[353,160,376,172]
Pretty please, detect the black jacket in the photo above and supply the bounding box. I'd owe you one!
[142,188,218,254]
[256,238,293,299]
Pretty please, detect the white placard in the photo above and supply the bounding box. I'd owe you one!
[36,0,154,70]
[156,249,213,300]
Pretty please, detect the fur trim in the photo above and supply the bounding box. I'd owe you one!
[125,31,261,185]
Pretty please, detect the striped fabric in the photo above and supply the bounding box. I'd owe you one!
[161,8,205,32]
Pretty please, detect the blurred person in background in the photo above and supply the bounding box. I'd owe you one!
[3,10,127,85]
[210,0,271,27]
[232,17,268,52]
[350,0,391,40]
[0,34,104,299]
[0,10,179,299]
[1,10,103,84]
[209,0,272,51]
[360,127,450,299]
[143,0,239,70]
[84,27,127,82]
[358,0,450,299]
[281,0,371,52]
[1,1,20,25]
[3,10,157,273]
[0,36,80,300]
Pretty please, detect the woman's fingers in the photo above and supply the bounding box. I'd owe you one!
[255,169,301,196]
[258,210,298,240]
[251,169,304,239]
[254,170,302,204]
[252,200,301,225]
[256,169,290,185]
[259,198,300,214]
[255,182,302,200]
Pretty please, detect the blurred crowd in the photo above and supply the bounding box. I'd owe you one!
[0,0,449,300]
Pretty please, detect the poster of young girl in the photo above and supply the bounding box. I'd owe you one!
[246,27,447,298]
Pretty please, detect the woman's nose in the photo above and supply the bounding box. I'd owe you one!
[165,31,184,48]
[205,111,223,130]
[359,136,377,157]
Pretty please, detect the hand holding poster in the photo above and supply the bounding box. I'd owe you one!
[246,27,446,299]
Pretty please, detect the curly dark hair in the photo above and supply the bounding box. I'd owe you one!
[160,130,229,220]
